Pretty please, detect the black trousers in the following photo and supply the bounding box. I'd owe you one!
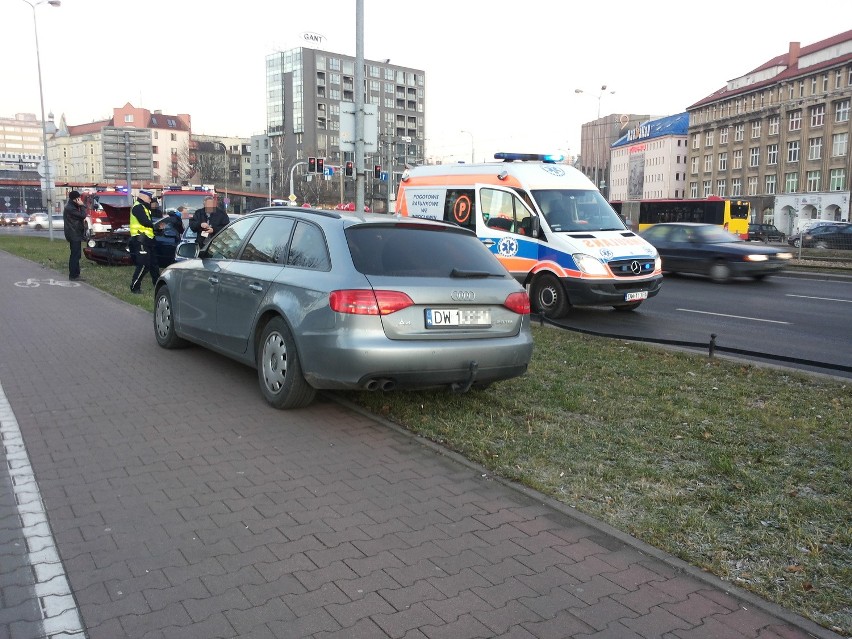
[68,240,81,278]
[130,236,160,291]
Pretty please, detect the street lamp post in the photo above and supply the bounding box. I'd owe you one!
[22,0,61,241]
[575,85,615,192]
[460,130,475,163]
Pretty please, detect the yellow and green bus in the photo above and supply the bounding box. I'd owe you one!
[611,197,750,239]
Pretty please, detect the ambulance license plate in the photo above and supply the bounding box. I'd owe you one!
[624,291,648,302]
[425,308,491,328]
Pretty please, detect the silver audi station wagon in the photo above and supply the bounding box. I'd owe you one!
[154,207,534,409]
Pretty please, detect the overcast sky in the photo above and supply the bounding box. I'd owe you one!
[2,0,845,164]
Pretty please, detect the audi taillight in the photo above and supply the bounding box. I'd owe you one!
[503,292,531,315]
[329,290,414,315]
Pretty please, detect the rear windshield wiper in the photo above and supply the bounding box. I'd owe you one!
[450,268,502,278]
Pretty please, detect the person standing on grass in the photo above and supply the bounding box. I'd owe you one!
[129,189,160,295]
[63,190,87,281]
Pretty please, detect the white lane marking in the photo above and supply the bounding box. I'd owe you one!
[676,308,791,324]
[0,381,86,638]
[786,294,852,303]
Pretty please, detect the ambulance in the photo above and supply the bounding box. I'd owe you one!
[396,153,663,317]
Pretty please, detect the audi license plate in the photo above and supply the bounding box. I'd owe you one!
[624,291,648,302]
[425,308,491,328]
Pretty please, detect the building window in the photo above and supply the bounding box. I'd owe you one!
[785,172,799,192]
[811,77,817,94]
[750,121,761,138]
[733,149,743,169]
[749,147,760,167]
[765,174,776,194]
[835,69,843,90]
[704,154,712,172]
[690,156,698,174]
[705,130,714,147]
[767,144,778,165]
[731,178,741,196]
[810,105,825,127]
[691,133,700,149]
[719,127,728,144]
[829,168,846,191]
[124,114,133,123]
[716,179,726,197]
[702,180,712,197]
[832,132,848,157]
[787,141,800,162]
[748,176,758,196]
[768,116,779,135]
[788,110,802,131]
[690,182,698,198]
[835,99,850,123]
[734,124,744,141]
[152,146,158,154]
[808,137,822,160]
[153,161,159,169]
[718,152,727,171]
[806,170,821,192]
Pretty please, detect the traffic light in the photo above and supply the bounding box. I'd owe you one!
[345,161,354,177]
[308,157,317,173]
[317,158,324,174]
[374,164,382,179]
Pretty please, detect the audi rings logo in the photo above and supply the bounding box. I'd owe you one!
[451,290,476,301]
[630,260,642,275]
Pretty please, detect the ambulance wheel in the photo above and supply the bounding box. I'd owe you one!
[531,273,569,318]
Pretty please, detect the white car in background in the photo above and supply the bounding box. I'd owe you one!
[27,213,64,231]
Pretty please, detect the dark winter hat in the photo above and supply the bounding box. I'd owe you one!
[68,190,81,200]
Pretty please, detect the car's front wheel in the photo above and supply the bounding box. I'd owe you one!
[154,286,189,348]
[792,238,801,248]
[709,261,732,283]
[257,317,316,409]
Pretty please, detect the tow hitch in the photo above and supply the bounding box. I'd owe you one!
[451,361,479,393]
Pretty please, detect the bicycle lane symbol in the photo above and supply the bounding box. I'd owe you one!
[14,278,80,288]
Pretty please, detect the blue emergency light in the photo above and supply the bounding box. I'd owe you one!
[494,152,565,163]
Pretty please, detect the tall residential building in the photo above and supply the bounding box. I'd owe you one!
[0,112,53,170]
[609,113,689,202]
[686,30,852,234]
[266,47,425,211]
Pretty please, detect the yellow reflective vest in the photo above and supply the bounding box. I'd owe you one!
[129,200,154,239]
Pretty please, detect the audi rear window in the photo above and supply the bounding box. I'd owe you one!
[346,225,508,278]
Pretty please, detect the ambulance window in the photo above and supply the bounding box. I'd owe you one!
[443,189,476,230]
[482,188,533,236]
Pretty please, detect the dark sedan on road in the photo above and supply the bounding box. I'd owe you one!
[154,207,534,409]
[641,222,793,282]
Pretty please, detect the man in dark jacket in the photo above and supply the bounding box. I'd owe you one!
[63,190,87,281]
[189,196,229,245]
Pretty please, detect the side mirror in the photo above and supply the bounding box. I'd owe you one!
[176,242,199,259]
[529,215,541,238]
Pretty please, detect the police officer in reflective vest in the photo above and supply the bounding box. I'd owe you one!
[129,189,160,294]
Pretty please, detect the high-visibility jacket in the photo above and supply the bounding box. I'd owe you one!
[129,200,154,239]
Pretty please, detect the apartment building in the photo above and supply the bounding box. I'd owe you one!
[578,113,655,199]
[609,113,689,202]
[265,47,425,211]
[686,30,852,235]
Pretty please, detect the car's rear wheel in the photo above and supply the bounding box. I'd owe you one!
[530,273,569,318]
[709,261,732,283]
[257,317,316,409]
[793,238,801,248]
[154,286,189,348]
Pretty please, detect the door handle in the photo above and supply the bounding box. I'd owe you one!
[480,239,496,247]
[208,277,219,285]
[249,283,263,292]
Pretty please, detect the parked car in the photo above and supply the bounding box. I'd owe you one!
[154,207,534,409]
[787,222,852,249]
[27,213,63,231]
[747,223,785,243]
[640,222,793,282]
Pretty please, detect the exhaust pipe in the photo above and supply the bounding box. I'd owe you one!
[364,379,380,391]
[380,379,396,391]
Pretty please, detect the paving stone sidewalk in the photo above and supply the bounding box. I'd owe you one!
[0,250,842,639]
